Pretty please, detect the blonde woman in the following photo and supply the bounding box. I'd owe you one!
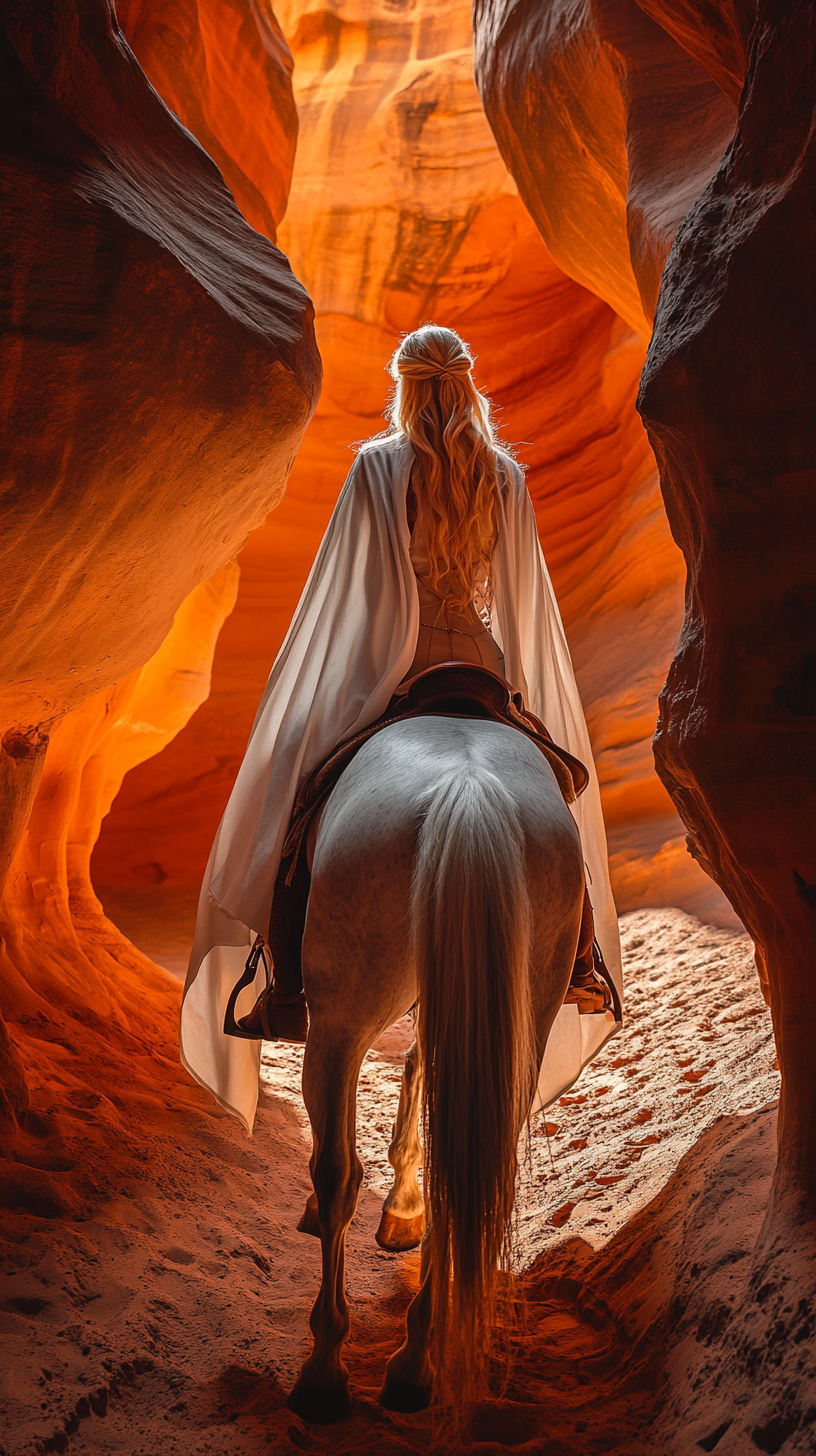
[181,325,621,1133]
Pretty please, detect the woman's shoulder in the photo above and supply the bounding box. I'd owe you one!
[494,447,524,496]
[356,432,411,462]
[494,444,521,472]
[352,435,412,494]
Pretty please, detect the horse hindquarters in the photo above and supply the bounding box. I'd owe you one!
[383,768,538,1413]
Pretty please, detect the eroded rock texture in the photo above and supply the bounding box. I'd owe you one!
[637,0,816,1198]
[116,0,297,239]
[474,0,736,327]
[0,0,318,1159]
[476,0,816,1196]
[95,0,728,923]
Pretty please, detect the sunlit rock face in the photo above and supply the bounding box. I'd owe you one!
[116,0,297,240]
[470,0,744,917]
[95,0,727,922]
[0,0,318,1140]
[473,0,736,327]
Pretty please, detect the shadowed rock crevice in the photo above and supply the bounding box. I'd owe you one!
[637,0,816,1201]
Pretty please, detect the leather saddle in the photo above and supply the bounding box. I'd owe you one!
[281,662,589,881]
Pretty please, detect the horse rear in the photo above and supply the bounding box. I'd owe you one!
[288,715,585,1424]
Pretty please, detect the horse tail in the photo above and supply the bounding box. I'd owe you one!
[412,767,537,1412]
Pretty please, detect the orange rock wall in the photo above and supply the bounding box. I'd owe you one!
[115,0,297,240]
[1,1,315,749]
[2,567,238,1026]
[0,565,239,1188]
[0,0,317,1137]
[636,0,816,1196]
[96,0,731,922]
[473,0,737,326]
[475,0,816,1191]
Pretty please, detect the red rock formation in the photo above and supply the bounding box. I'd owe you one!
[473,0,736,326]
[637,0,816,1199]
[635,0,752,99]
[470,0,743,918]
[0,0,318,1141]
[115,0,297,240]
[476,0,816,1197]
[95,0,728,924]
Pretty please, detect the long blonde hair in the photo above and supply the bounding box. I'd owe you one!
[387,325,503,613]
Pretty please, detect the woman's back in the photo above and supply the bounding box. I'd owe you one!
[384,324,508,683]
[405,466,506,681]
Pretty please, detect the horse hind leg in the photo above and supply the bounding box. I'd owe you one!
[288,1032,364,1425]
[298,1035,423,1249]
[379,1237,435,1412]
[376,1038,426,1252]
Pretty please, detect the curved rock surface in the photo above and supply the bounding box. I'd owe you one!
[635,0,752,99]
[475,0,816,1195]
[0,0,318,1128]
[95,0,726,923]
[474,0,736,327]
[638,0,816,1198]
[0,1,316,746]
[116,0,297,239]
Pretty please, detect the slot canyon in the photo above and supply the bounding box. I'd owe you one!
[1,0,813,1451]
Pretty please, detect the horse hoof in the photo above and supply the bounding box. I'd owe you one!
[378,1373,432,1413]
[297,1193,320,1237]
[287,1379,351,1424]
[375,1210,425,1251]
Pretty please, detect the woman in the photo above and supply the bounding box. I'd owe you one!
[181,326,622,1133]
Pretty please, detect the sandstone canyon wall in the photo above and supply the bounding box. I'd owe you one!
[0,0,318,1167]
[115,0,297,241]
[637,0,816,1199]
[95,0,732,925]
[474,0,737,327]
[475,0,815,1197]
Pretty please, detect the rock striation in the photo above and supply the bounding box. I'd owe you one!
[474,0,737,330]
[95,0,726,923]
[116,0,297,239]
[475,0,816,1197]
[638,0,816,1199]
[0,0,318,1148]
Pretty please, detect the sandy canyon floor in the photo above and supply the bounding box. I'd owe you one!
[2,903,814,1456]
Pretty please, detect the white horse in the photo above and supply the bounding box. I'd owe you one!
[286,714,585,1423]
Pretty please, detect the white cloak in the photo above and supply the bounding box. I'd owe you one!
[181,436,622,1131]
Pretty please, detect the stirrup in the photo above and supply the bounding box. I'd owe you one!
[224,935,271,1040]
[564,940,621,1020]
[224,935,309,1044]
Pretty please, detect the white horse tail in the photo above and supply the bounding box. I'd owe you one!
[412,767,537,1412]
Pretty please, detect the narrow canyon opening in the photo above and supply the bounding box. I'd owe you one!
[1,2,814,1454]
